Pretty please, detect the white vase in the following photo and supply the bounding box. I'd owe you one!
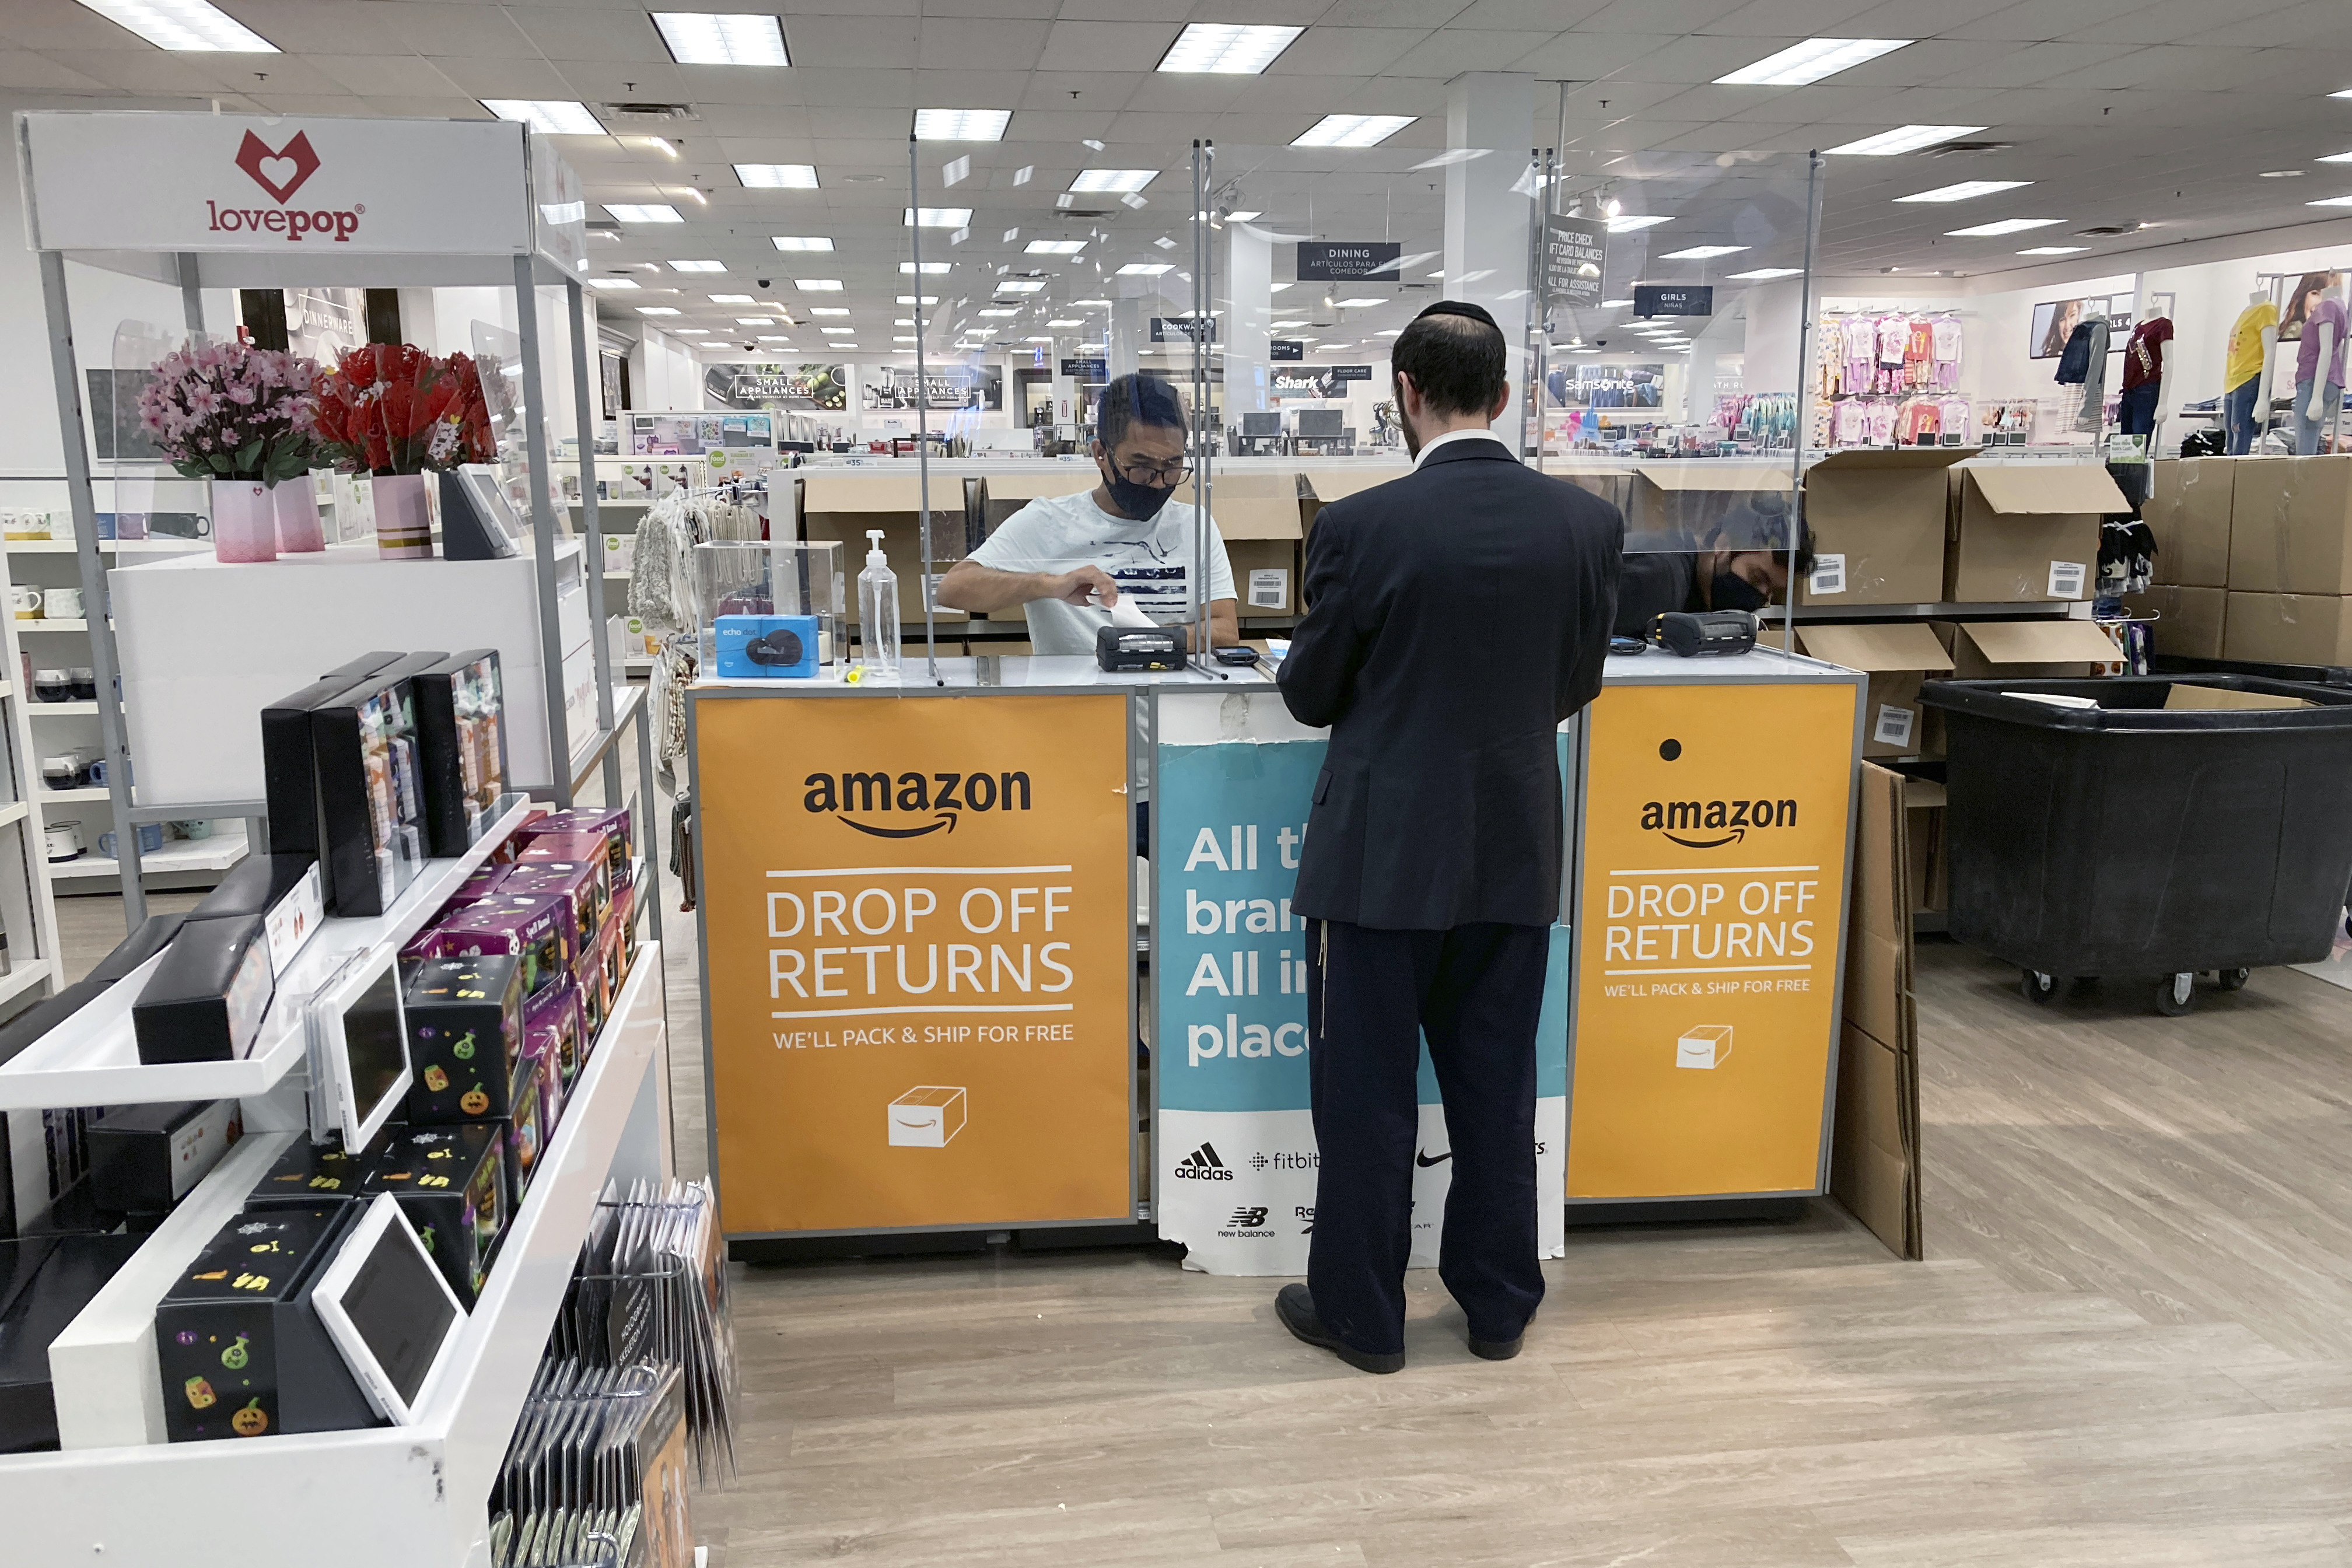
[272,480,326,552]
[373,473,435,560]
[209,479,276,564]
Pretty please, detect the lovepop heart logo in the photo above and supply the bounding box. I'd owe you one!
[234,130,319,205]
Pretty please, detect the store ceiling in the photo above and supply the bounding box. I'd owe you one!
[6,0,2352,366]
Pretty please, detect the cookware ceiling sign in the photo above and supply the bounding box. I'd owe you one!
[19,111,536,255]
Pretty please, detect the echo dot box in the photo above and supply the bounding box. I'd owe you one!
[715,614,818,679]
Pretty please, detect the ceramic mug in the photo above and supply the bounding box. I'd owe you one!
[44,821,79,862]
[46,587,82,621]
[10,587,40,621]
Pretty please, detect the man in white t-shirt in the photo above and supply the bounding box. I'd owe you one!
[936,374,1237,654]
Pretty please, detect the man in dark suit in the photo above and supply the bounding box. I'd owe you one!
[1273,300,1623,1374]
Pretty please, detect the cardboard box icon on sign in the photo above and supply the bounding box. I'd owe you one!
[1676,1026,1733,1070]
[888,1085,968,1147]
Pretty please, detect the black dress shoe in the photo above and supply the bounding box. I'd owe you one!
[1275,1284,1405,1374]
[1466,1331,1523,1361]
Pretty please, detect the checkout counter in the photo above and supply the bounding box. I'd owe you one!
[690,646,1864,1268]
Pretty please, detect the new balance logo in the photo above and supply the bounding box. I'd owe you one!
[1172,1142,1234,1181]
[1228,1207,1268,1227]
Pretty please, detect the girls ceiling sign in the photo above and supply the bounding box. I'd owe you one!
[19,111,543,257]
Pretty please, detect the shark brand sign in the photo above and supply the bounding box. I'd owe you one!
[1296,242,1404,282]
[22,112,540,258]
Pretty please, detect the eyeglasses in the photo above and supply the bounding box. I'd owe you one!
[1109,457,1192,487]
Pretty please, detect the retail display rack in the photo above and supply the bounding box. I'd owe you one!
[0,545,64,1021]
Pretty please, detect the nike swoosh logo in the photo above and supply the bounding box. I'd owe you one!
[1415,1149,1452,1167]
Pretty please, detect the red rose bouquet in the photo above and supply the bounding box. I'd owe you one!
[136,334,321,487]
[313,344,502,475]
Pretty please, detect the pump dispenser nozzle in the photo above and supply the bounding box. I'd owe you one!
[866,528,887,566]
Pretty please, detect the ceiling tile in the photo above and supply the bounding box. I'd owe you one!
[1445,0,1612,26]
[2179,3,2352,49]
[221,0,409,54]
[0,48,110,91]
[358,2,537,57]
[790,15,921,69]
[1315,0,1470,23]
[1700,0,1881,36]
[1039,20,1183,73]
[1262,27,1432,76]
[504,8,664,64]
[308,53,461,97]
[1926,40,2144,89]
[359,93,496,120]
[0,0,151,51]
[1591,33,1782,83]
[35,49,243,92]
[1514,33,1677,76]
[1379,30,1560,79]
[915,17,1052,71]
[426,57,576,99]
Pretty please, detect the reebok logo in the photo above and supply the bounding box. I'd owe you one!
[803,769,1031,840]
[1640,795,1797,851]
[1172,1142,1233,1181]
[235,130,318,204]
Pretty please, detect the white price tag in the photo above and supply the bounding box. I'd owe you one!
[2048,559,2086,598]
[1808,552,1846,596]
[1247,568,1290,609]
[1873,703,1916,750]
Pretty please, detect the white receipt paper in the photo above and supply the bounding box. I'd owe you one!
[1100,590,1156,628]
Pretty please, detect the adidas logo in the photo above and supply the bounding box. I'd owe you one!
[1172,1142,1234,1181]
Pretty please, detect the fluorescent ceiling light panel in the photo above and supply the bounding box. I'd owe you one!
[1070,169,1157,194]
[2017,246,2089,255]
[1374,328,1403,336]
[1714,38,1909,87]
[637,306,681,316]
[1024,336,1053,343]
[1606,215,1671,233]
[808,306,849,316]
[735,317,773,325]
[1895,180,2029,204]
[735,163,818,188]
[601,203,682,223]
[1332,296,1386,308]
[1269,321,1308,329]
[2309,195,2352,207]
[709,293,753,303]
[1727,267,1804,279]
[1660,245,1747,259]
[1157,22,1303,74]
[482,100,602,135]
[1027,240,1087,255]
[75,0,277,50]
[979,308,1022,317]
[652,12,788,66]
[906,207,972,227]
[1116,263,1172,276]
[914,108,1011,141]
[587,278,640,290]
[1823,125,1986,156]
[2315,150,2352,163]
[1945,218,2063,235]
[898,295,939,304]
[667,259,725,272]
[996,279,1046,292]
[796,278,844,290]
[756,334,791,341]
[1048,318,1083,327]
[1601,298,1633,307]
[769,236,834,251]
[901,262,952,274]
[674,328,708,335]
[820,327,853,334]
[1292,114,1415,149]
[1226,211,1261,223]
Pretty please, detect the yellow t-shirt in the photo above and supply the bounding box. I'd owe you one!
[2227,300,2279,388]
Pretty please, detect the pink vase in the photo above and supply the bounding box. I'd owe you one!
[209,480,277,564]
[272,481,326,552]
[373,473,435,560]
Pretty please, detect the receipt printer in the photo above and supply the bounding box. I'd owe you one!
[1651,609,1759,659]
[715,614,818,679]
[1096,623,1185,672]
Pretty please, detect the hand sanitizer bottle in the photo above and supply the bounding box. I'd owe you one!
[858,529,901,679]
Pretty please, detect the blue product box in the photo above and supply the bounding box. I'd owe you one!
[714,614,819,680]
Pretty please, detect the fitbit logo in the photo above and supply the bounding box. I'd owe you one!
[1640,796,1797,851]
[1172,1142,1234,1181]
[802,769,1031,839]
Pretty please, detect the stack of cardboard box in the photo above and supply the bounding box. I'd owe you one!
[2135,455,2352,669]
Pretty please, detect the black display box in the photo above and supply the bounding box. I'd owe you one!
[88,1098,242,1217]
[360,1123,508,1306]
[155,1205,375,1442]
[86,913,187,986]
[404,954,526,1124]
[0,1234,144,1452]
[260,652,404,866]
[412,649,509,858]
[312,652,448,918]
[131,914,275,1066]
[243,1129,391,1209]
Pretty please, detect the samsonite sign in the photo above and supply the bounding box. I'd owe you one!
[19,111,534,255]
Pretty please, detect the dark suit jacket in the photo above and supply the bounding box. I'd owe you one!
[1278,436,1624,929]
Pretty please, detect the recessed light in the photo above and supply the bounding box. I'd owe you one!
[1606,216,1671,233]
[637,306,681,316]
[796,279,844,290]
[1226,211,1262,223]
[896,335,919,342]
[1292,115,1415,149]
[1945,218,2064,236]
[1027,240,1087,255]
[1269,320,1309,329]
[1660,245,1748,260]
[2017,246,2090,255]
[1048,318,1083,327]
[482,100,602,134]
[979,308,1022,317]
[2309,195,2352,207]
[1823,125,1987,156]
[901,262,953,276]
[710,293,754,303]
[1070,169,1157,194]
[1714,38,1909,87]
[997,279,1046,292]
[1374,328,1403,336]
[756,334,792,341]
[895,317,916,326]
[770,236,834,251]
[588,278,641,290]
[914,108,1011,141]
[906,207,973,227]
[736,163,819,189]
[2333,89,2352,99]
[1895,180,2030,204]
[808,306,849,316]
[674,328,709,335]
[602,204,682,225]
[898,295,940,304]
[735,317,773,325]
[1600,298,1634,307]
[668,259,726,272]
[2263,169,2311,177]
[1332,296,1386,308]
[1024,336,1054,343]
[1571,347,1600,355]
[74,0,278,50]
[1157,22,1303,74]
[651,12,788,66]
[1116,263,1172,276]
[2316,153,2352,166]
[821,327,853,335]
[1727,267,1804,279]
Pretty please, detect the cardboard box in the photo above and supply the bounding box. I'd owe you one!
[2163,683,2314,711]
[1545,466,1634,522]
[1629,463,1793,541]
[1947,464,2124,603]
[1216,489,1305,616]
[88,1098,242,1216]
[404,954,526,1124]
[1800,448,1976,606]
[888,1084,968,1147]
[1299,467,1406,533]
[1936,618,2127,680]
[2146,457,2234,587]
[977,470,1097,538]
[2225,455,2352,594]
[360,1124,507,1305]
[132,914,275,1066]
[1905,778,1948,915]
[1796,622,1955,759]
[2123,584,2227,659]
[2221,592,2352,667]
[1831,762,1922,1261]
[800,472,968,624]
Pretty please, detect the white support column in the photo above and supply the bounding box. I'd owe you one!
[1226,222,1273,438]
[1109,297,1143,380]
[1444,72,1536,451]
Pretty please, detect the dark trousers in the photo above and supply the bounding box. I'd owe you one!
[1304,917,1550,1356]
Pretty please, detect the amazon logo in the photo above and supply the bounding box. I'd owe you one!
[803,770,1031,839]
[1640,796,1797,850]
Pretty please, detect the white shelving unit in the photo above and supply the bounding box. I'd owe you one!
[0,546,60,1021]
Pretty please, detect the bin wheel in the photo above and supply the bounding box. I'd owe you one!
[2021,969,2059,1005]
[2156,972,2196,1016]
[2216,968,2250,993]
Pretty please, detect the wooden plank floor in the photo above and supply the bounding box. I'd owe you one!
[663,928,2352,1567]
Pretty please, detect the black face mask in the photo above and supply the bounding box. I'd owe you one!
[1104,470,1179,521]
[1710,569,1768,612]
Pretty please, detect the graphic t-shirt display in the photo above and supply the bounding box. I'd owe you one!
[1931,318,1964,390]
[2297,296,2348,388]
[966,488,1237,656]
[2225,299,2280,389]
[2121,317,2172,390]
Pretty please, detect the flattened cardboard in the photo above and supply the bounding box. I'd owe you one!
[1801,447,1975,606]
[1832,762,1923,1261]
[2163,684,2314,711]
[1938,618,2126,679]
[978,470,1097,537]
[1796,623,1954,759]
[2221,592,2352,667]
[2146,457,2233,587]
[2123,584,2226,659]
[2225,455,2352,594]
[802,473,968,625]
[1630,463,1791,539]
[1948,464,2124,603]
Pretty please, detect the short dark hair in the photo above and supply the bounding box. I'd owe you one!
[1097,373,1187,452]
[1391,304,1506,417]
